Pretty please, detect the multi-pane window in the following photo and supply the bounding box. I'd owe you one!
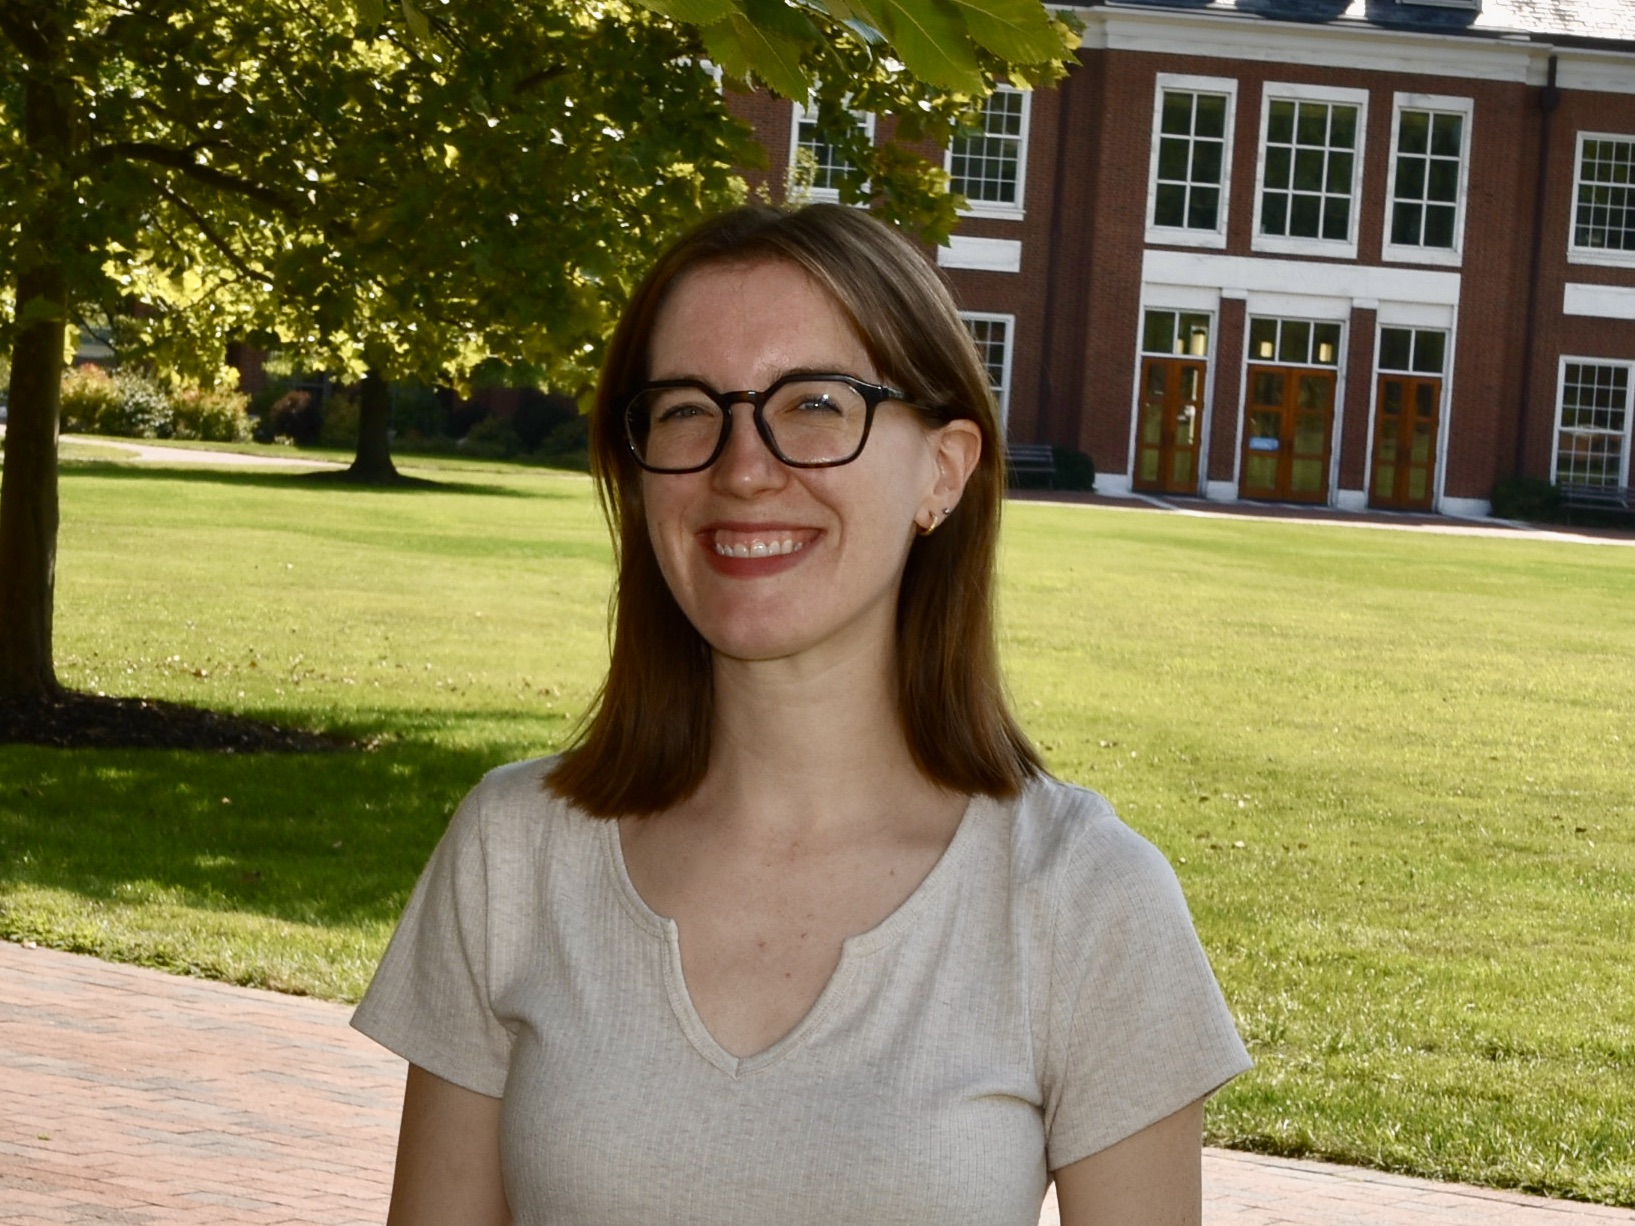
[1378,327,1447,375]
[1153,91,1229,231]
[1556,361,1631,487]
[1390,109,1464,249]
[949,88,1028,210]
[1142,310,1212,357]
[962,313,1013,417]
[1248,317,1342,366]
[790,101,871,198]
[1573,136,1635,255]
[1259,97,1360,243]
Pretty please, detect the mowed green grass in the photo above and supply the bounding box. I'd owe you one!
[2,457,1631,1205]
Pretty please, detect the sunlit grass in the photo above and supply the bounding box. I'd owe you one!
[2,458,1631,1203]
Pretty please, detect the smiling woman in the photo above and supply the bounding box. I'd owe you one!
[350,205,1250,1226]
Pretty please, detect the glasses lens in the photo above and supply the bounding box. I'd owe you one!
[762,379,870,465]
[628,387,725,471]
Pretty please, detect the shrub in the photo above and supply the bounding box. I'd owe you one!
[1490,476,1561,522]
[171,386,251,442]
[512,390,579,451]
[317,393,360,448]
[60,365,123,433]
[94,371,173,439]
[390,380,449,440]
[535,414,590,470]
[459,413,523,458]
[1052,445,1097,492]
[253,389,321,445]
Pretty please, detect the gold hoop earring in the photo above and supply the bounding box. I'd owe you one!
[916,506,954,537]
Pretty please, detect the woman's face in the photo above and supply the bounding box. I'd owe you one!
[638,258,978,670]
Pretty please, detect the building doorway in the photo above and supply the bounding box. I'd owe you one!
[1241,318,1342,503]
[1370,328,1447,511]
[1135,310,1211,494]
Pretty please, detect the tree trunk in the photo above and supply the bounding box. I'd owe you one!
[0,46,72,701]
[0,266,68,700]
[346,366,399,483]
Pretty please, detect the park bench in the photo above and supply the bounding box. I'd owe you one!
[1006,442,1056,489]
[1558,482,1634,517]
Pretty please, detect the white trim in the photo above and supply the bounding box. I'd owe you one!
[1440,496,1493,518]
[1139,283,1221,312]
[948,86,1031,220]
[1375,301,1458,328]
[937,236,1022,273]
[788,99,875,203]
[1334,489,1368,512]
[1552,354,1635,488]
[1099,472,1135,497]
[1145,74,1238,250]
[1381,93,1474,267]
[1567,131,1635,269]
[1564,282,1635,321]
[1142,249,1462,306]
[1079,7,1524,85]
[1251,82,1370,260]
[960,311,1016,424]
[1066,7,1635,97]
[1205,479,1236,501]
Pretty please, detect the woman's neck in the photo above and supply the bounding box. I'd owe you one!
[685,641,945,842]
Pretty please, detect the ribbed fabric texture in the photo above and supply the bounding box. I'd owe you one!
[352,758,1251,1224]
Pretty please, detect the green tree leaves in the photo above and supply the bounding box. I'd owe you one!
[636,0,1074,94]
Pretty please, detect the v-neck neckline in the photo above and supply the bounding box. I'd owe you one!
[601,795,989,1078]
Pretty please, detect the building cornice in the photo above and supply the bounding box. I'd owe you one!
[1060,4,1635,94]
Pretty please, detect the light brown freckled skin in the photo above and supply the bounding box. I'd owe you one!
[639,260,949,671]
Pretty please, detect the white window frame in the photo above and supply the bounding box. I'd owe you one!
[1251,82,1370,260]
[961,311,1015,424]
[1552,356,1634,487]
[1381,93,1473,268]
[1568,132,1635,269]
[946,86,1031,220]
[788,99,875,203]
[1145,74,1238,250]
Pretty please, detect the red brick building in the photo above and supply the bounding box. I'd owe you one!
[732,0,1635,517]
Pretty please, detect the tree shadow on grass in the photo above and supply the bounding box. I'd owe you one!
[0,726,557,935]
[59,458,552,499]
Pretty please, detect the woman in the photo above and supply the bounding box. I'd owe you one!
[352,204,1250,1225]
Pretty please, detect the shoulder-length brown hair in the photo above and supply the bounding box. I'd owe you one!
[546,204,1042,815]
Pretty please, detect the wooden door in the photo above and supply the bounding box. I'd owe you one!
[1370,375,1440,510]
[1135,357,1206,494]
[1241,366,1336,503]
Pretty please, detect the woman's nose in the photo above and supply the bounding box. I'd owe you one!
[710,403,787,495]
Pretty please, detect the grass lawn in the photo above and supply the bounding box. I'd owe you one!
[2,452,1631,1205]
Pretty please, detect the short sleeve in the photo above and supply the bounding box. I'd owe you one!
[350,779,514,1097]
[1041,816,1251,1170]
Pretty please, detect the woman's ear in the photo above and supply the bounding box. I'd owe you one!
[921,418,983,522]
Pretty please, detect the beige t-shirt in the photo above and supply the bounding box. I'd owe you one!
[352,758,1250,1225]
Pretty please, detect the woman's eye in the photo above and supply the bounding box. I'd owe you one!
[655,402,713,424]
[792,395,843,415]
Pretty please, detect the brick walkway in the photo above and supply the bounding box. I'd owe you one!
[3,941,1631,1225]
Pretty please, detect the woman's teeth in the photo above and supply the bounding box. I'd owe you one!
[712,535,804,558]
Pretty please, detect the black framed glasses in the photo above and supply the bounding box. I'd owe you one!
[624,373,914,474]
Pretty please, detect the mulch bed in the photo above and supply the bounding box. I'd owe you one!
[0,692,360,753]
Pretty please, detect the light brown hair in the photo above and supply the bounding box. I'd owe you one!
[546,204,1042,815]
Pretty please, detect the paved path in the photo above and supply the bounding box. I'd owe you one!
[3,943,1631,1224]
[57,435,347,470]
